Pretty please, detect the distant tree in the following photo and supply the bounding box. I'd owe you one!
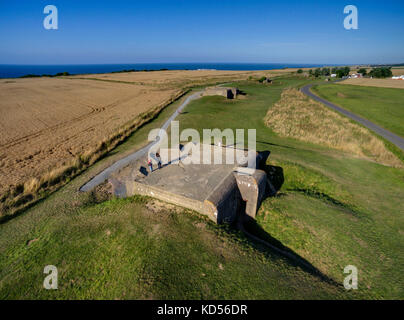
[258,76,267,83]
[321,68,331,76]
[297,69,303,74]
[52,72,71,77]
[20,74,41,78]
[369,67,392,78]
[336,69,345,78]
[334,66,351,78]
[314,68,322,77]
[358,68,367,76]
[309,69,313,76]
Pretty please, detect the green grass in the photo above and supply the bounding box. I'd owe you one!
[175,78,404,299]
[257,159,404,299]
[312,84,404,138]
[1,77,403,299]
[0,195,347,299]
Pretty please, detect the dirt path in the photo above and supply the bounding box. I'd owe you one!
[79,91,203,192]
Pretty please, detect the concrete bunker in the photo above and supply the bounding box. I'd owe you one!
[203,86,240,99]
[109,144,268,225]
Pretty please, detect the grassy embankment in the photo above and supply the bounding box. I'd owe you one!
[1,76,403,299]
[265,88,401,167]
[312,84,404,138]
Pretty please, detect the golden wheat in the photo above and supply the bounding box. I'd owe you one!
[0,89,189,219]
[23,178,40,194]
[264,88,402,167]
[340,78,404,89]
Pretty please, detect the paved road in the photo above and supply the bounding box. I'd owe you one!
[79,91,203,192]
[301,84,404,151]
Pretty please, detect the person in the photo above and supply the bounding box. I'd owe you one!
[156,152,162,169]
[147,159,153,173]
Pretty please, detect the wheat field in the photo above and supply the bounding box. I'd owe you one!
[73,69,292,89]
[339,78,404,89]
[0,77,181,195]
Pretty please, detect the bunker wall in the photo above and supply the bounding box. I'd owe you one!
[204,172,240,224]
[234,169,267,219]
[132,181,205,213]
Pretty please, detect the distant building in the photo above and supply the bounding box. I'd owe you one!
[350,73,363,79]
[331,74,337,78]
[392,75,404,80]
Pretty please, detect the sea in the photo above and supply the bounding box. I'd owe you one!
[0,63,321,79]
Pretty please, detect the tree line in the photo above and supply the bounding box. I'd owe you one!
[302,66,393,78]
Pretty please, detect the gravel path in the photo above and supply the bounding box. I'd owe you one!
[79,91,203,192]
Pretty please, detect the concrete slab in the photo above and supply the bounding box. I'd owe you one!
[109,143,267,224]
[135,163,234,201]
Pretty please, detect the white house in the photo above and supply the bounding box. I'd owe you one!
[392,75,404,80]
[350,73,363,79]
[331,74,337,78]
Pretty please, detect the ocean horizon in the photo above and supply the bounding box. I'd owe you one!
[0,63,324,79]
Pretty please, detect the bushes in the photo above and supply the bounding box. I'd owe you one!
[358,68,367,76]
[310,67,334,78]
[314,68,322,77]
[334,67,350,78]
[19,72,70,78]
[258,76,267,83]
[369,67,393,78]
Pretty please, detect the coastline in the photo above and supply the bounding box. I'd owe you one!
[0,63,320,79]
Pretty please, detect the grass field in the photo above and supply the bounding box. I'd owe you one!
[312,84,404,138]
[1,76,403,299]
[176,79,404,299]
[0,194,348,299]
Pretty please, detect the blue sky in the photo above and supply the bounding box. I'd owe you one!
[0,0,403,65]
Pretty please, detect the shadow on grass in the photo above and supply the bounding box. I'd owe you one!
[264,163,284,196]
[233,153,342,288]
[239,215,341,288]
[257,140,296,150]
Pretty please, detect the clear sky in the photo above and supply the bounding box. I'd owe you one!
[1,0,403,65]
